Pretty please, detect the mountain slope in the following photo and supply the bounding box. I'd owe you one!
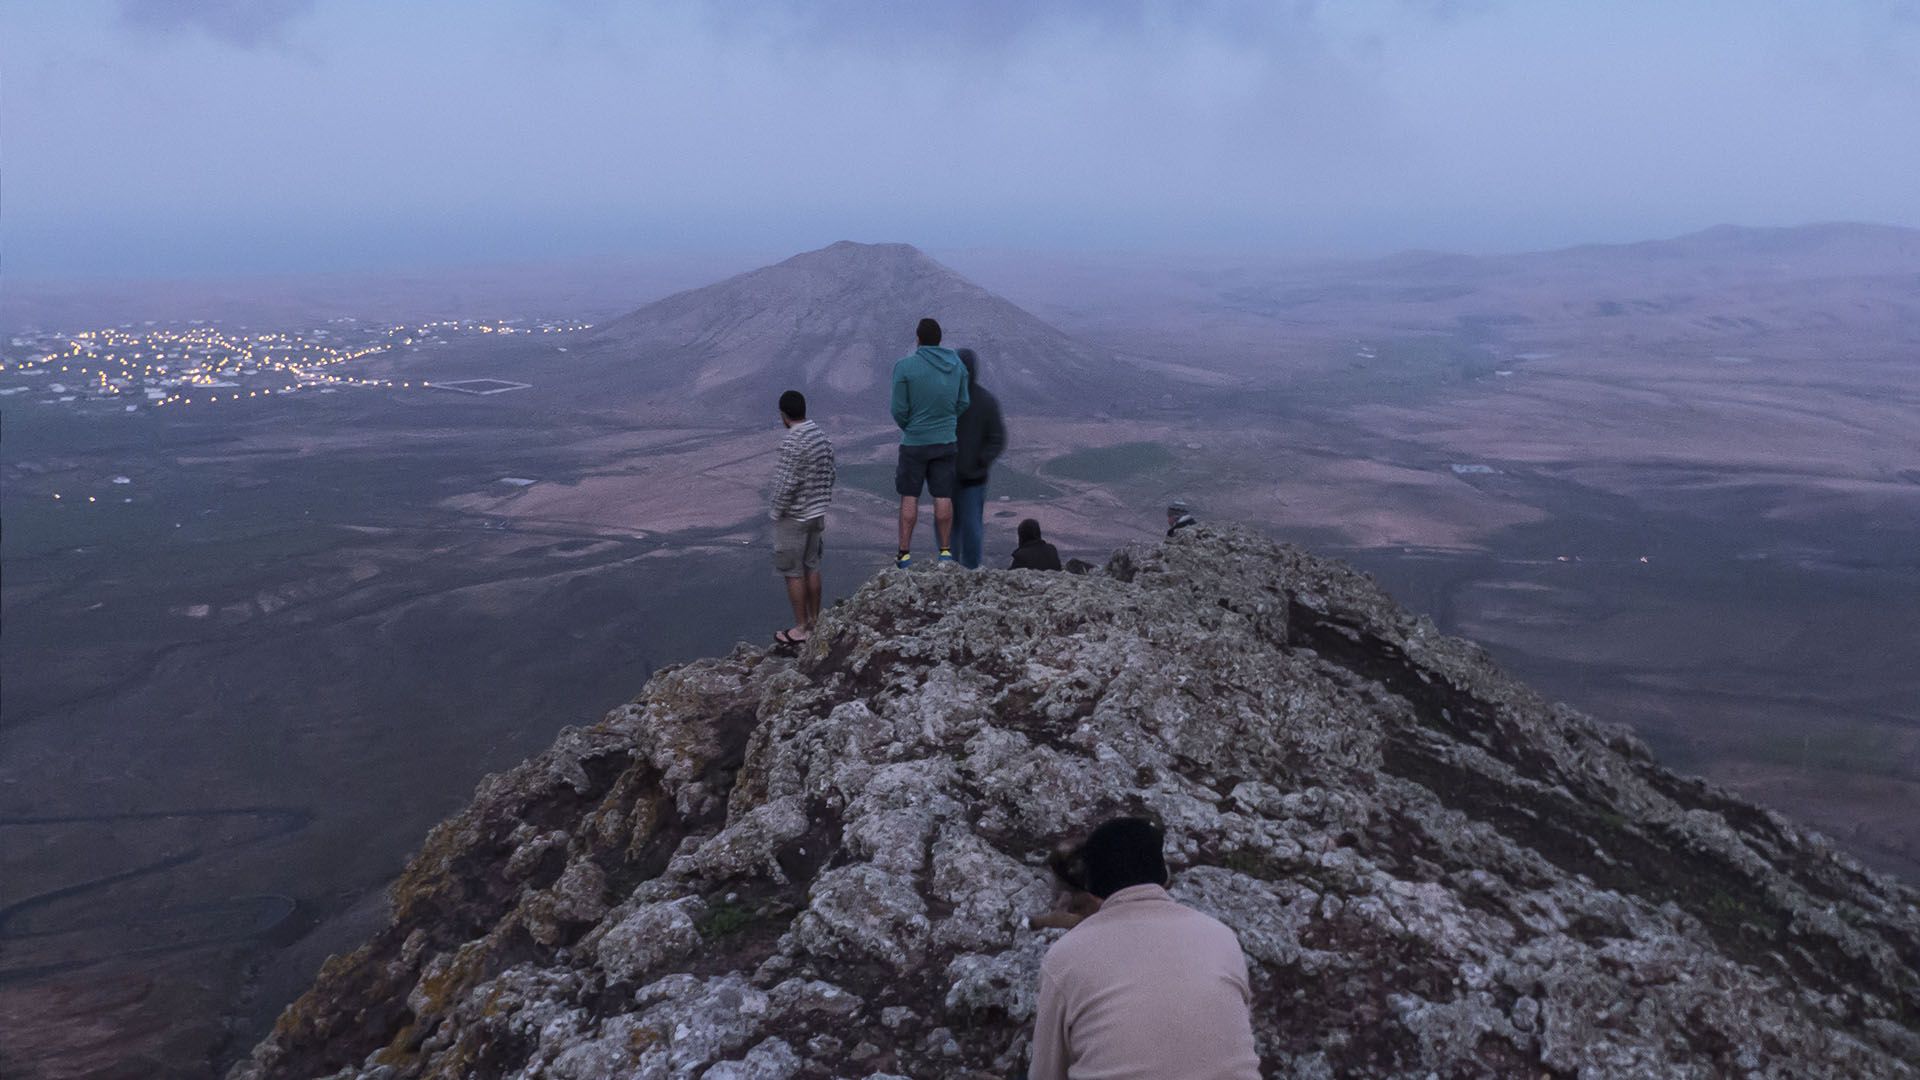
[583,241,1117,416]
[1366,222,1920,280]
[232,525,1920,1080]
[1214,222,1920,346]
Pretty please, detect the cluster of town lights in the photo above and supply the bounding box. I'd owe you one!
[2,320,590,411]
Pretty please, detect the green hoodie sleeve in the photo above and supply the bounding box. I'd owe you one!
[955,368,970,416]
[890,360,911,430]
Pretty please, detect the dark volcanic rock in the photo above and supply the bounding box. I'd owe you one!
[233,525,1920,1080]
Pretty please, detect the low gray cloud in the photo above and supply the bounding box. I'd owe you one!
[689,0,1478,53]
[5,0,1912,275]
[118,0,319,49]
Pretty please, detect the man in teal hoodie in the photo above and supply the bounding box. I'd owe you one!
[890,317,970,567]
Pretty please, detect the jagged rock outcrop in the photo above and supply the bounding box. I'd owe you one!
[232,525,1920,1080]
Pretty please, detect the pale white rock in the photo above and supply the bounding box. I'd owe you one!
[789,864,930,973]
[700,1037,800,1080]
[590,896,706,985]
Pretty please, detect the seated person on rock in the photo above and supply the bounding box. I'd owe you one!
[1165,500,1198,537]
[1008,518,1063,571]
[1029,817,1260,1080]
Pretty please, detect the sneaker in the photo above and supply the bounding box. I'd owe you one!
[896,552,912,569]
[938,548,956,564]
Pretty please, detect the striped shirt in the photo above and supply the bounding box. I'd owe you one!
[769,419,835,521]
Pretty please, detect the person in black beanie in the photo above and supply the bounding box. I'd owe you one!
[951,348,1006,569]
[1009,518,1063,571]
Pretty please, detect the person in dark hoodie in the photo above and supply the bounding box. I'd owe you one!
[951,348,1007,569]
[1009,518,1063,571]
[890,318,971,568]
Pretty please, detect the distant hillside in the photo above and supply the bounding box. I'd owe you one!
[1364,222,1920,285]
[1551,221,1920,266]
[1213,222,1920,342]
[584,241,1118,417]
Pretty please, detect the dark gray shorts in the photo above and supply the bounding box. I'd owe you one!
[895,442,958,499]
[773,516,824,577]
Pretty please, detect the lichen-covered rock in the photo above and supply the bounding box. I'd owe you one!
[233,525,1920,1080]
[587,895,706,985]
[788,864,932,974]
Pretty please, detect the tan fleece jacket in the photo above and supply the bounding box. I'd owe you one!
[1030,884,1261,1080]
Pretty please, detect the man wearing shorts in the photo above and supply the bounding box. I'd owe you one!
[769,389,834,646]
[890,317,970,568]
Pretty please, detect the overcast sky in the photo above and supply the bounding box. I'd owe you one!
[5,0,1918,277]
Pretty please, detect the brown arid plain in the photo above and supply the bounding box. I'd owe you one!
[2,225,1917,1079]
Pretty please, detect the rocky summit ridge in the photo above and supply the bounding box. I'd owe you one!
[233,525,1920,1080]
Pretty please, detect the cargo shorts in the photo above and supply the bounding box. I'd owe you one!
[773,515,825,577]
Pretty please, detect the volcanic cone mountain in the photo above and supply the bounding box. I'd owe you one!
[586,241,1114,416]
[233,525,1920,1080]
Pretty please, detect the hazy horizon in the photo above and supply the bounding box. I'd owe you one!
[6,0,1918,279]
[5,219,1918,290]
